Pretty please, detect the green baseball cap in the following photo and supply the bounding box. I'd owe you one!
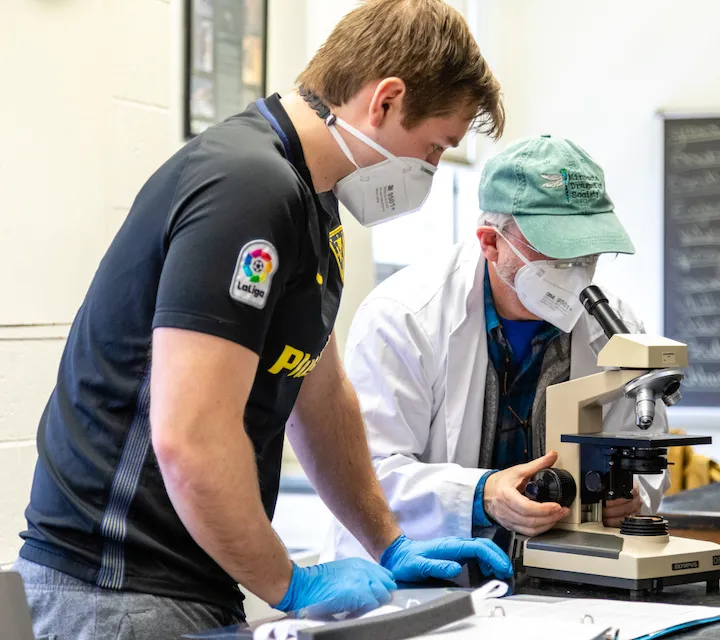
[478,135,635,259]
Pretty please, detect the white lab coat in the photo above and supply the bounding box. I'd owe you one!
[323,239,670,562]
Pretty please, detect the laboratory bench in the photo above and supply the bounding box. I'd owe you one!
[184,482,720,638]
[183,575,720,639]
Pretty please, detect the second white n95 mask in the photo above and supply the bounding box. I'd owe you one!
[495,229,597,333]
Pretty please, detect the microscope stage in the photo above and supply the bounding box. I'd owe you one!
[561,432,712,449]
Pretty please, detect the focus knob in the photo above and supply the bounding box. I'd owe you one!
[525,468,577,508]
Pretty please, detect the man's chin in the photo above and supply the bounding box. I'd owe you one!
[514,304,543,322]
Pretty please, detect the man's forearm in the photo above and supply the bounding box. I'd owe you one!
[156,427,293,605]
[288,374,401,560]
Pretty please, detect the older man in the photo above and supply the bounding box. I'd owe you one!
[325,135,670,561]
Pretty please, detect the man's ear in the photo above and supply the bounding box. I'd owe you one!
[477,226,500,263]
[368,77,406,128]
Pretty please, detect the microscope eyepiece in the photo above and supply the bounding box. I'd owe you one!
[579,285,630,338]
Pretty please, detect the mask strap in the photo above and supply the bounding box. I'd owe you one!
[326,126,360,168]
[331,117,399,163]
[491,260,518,293]
[298,85,399,166]
[490,228,536,293]
[494,228,533,268]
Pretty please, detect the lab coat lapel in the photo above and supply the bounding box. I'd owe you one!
[445,249,488,465]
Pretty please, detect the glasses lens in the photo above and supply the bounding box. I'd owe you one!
[552,255,598,269]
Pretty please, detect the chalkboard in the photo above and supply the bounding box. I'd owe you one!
[664,116,720,407]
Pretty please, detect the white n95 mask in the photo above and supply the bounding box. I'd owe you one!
[326,116,437,227]
[494,229,597,333]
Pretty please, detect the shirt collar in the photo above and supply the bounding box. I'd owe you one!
[483,262,501,336]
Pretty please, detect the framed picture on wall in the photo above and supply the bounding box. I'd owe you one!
[184,0,268,138]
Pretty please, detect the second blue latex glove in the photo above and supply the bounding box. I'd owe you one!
[275,559,397,618]
[380,534,513,582]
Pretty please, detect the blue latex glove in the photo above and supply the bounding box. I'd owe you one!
[275,559,397,618]
[380,534,513,582]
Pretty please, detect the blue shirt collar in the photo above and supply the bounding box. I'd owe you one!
[484,263,502,335]
[483,263,560,343]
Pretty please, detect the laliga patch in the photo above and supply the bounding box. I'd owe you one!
[229,240,278,309]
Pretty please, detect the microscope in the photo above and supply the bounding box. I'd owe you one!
[521,285,720,598]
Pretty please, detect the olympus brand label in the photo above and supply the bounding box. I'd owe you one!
[672,561,699,571]
[661,351,677,365]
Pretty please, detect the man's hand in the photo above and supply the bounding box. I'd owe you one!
[482,452,570,536]
[275,559,397,618]
[603,485,642,528]
[380,535,513,582]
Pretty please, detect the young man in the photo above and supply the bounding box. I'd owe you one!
[15,2,511,639]
[325,136,670,561]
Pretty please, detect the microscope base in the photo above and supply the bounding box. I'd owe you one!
[524,566,720,599]
[523,522,720,597]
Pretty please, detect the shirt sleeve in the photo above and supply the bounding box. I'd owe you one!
[344,295,490,541]
[152,143,303,355]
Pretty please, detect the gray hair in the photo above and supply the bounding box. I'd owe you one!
[477,211,516,232]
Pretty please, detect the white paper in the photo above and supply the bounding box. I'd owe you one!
[255,588,720,640]
[253,580,508,640]
[474,597,720,640]
[406,615,607,640]
[253,605,404,640]
[545,599,720,640]
[253,619,324,640]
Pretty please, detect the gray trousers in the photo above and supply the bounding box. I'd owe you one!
[14,558,244,640]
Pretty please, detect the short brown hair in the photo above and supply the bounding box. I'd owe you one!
[297,0,504,138]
